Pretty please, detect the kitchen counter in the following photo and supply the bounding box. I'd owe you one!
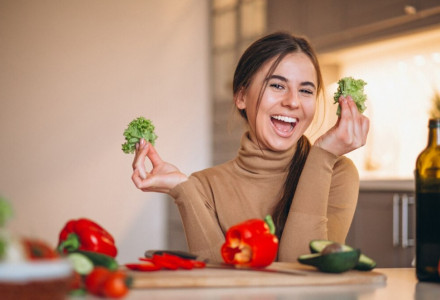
[359,179,414,192]
[78,268,439,300]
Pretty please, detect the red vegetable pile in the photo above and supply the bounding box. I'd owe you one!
[57,218,130,298]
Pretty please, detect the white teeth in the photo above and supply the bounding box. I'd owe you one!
[272,115,297,123]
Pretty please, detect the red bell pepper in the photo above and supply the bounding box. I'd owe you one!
[221,215,278,268]
[22,237,59,260]
[57,218,117,258]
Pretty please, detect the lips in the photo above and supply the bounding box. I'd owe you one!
[271,115,297,136]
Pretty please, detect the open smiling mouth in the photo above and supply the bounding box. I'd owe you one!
[271,115,297,133]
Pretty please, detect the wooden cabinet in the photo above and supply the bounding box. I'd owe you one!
[346,181,415,268]
[267,0,440,52]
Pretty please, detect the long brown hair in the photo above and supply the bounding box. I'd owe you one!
[232,32,324,238]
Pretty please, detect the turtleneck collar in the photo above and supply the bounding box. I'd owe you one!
[235,131,297,175]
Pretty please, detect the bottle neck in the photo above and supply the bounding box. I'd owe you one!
[427,119,440,147]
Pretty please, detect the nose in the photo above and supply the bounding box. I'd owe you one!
[281,90,300,109]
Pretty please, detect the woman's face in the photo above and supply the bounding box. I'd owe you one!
[235,52,318,151]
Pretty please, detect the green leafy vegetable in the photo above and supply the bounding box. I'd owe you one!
[121,117,158,154]
[333,77,367,116]
[0,196,13,228]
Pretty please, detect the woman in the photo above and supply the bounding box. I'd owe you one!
[132,32,369,262]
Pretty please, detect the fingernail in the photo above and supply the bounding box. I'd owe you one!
[140,138,145,146]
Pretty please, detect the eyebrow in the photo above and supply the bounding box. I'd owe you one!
[266,74,316,90]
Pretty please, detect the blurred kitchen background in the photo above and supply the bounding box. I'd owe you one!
[1,0,439,267]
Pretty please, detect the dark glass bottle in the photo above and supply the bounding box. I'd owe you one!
[415,118,440,282]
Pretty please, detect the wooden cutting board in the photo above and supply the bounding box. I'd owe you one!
[129,262,386,289]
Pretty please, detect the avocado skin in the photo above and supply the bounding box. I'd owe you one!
[298,249,361,273]
[309,240,376,271]
[355,255,377,271]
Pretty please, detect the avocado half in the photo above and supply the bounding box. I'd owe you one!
[309,240,377,271]
[298,249,361,273]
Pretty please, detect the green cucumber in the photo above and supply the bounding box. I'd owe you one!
[67,252,94,275]
[76,250,118,270]
[309,240,376,271]
[298,249,361,273]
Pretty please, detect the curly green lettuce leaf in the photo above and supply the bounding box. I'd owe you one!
[121,117,158,154]
[333,77,367,116]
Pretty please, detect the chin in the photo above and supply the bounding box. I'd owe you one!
[266,140,297,152]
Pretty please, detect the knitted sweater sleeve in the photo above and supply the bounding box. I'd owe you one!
[168,175,225,262]
[278,146,359,261]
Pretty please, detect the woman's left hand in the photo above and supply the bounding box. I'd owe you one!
[314,95,369,156]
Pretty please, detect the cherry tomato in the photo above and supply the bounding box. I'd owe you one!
[101,270,130,298]
[69,271,83,290]
[85,267,111,295]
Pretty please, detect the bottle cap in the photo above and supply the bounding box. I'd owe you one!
[429,118,440,128]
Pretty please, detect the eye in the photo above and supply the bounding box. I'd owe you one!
[269,83,285,90]
[300,88,314,95]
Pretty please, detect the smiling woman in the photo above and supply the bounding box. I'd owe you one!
[131,32,370,263]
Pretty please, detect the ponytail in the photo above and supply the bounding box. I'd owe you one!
[272,135,311,238]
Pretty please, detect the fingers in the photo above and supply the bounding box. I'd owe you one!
[132,169,157,192]
[132,139,148,179]
[338,95,369,149]
[361,116,370,144]
[131,168,174,194]
[338,96,355,145]
[144,141,164,168]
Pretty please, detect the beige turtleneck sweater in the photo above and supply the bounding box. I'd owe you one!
[169,132,359,263]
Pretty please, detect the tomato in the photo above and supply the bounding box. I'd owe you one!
[69,271,83,290]
[85,267,111,295]
[101,270,130,298]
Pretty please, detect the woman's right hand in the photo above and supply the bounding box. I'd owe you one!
[131,139,188,194]
[314,95,369,157]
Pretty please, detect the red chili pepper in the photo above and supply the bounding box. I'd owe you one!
[221,215,279,268]
[138,254,206,270]
[151,254,179,270]
[162,253,195,270]
[125,262,161,271]
[57,218,117,257]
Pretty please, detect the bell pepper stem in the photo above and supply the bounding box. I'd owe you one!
[57,233,80,253]
[264,215,276,235]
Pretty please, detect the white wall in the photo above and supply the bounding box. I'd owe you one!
[0,0,210,263]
